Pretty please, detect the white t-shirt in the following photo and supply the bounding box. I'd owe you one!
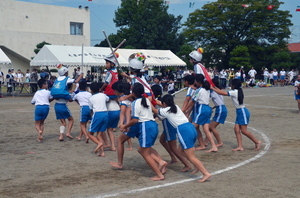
[280,71,286,77]
[227,89,245,109]
[263,71,269,77]
[210,90,225,106]
[73,91,92,106]
[194,63,205,75]
[89,93,109,112]
[220,70,227,78]
[107,99,120,111]
[167,82,174,92]
[158,105,188,128]
[105,68,118,84]
[248,69,257,77]
[273,71,278,77]
[131,98,154,122]
[57,76,75,85]
[31,89,53,106]
[192,87,210,105]
[132,76,151,94]
[186,87,196,97]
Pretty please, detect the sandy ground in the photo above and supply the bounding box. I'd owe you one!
[0,86,299,198]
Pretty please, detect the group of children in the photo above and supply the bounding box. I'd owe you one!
[31,48,262,182]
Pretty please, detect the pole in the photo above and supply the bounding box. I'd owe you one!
[171,87,187,96]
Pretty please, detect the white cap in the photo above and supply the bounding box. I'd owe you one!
[57,64,69,76]
[104,69,107,72]
[140,69,145,72]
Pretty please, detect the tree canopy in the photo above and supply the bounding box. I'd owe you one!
[96,0,184,54]
[183,0,293,70]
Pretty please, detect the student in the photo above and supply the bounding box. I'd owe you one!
[211,79,261,151]
[294,74,300,114]
[119,83,167,181]
[273,69,278,87]
[88,82,109,157]
[53,64,82,141]
[257,80,267,88]
[151,75,163,95]
[31,79,53,142]
[181,75,197,118]
[279,68,286,87]
[186,74,218,152]
[152,94,211,182]
[167,79,175,95]
[209,78,228,147]
[73,81,92,143]
[100,53,119,99]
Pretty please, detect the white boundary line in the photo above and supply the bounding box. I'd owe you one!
[93,121,271,198]
[244,104,297,110]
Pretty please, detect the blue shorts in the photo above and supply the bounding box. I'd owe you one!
[177,122,197,149]
[89,112,108,133]
[54,103,72,120]
[235,108,250,125]
[80,106,91,122]
[124,123,140,138]
[273,76,278,80]
[162,119,177,141]
[108,95,118,99]
[280,76,285,80]
[193,104,212,125]
[107,110,120,128]
[138,120,158,148]
[34,105,50,121]
[294,90,300,100]
[212,105,228,124]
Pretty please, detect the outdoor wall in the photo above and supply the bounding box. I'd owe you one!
[0,0,91,72]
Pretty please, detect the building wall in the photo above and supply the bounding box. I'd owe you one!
[0,0,91,72]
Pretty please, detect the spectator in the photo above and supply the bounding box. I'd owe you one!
[248,67,257,79]
[30,68,39,93]
[39,69,49,79]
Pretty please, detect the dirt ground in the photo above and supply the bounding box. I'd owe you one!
[0,86,299,198]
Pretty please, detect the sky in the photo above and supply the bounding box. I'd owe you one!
[17,0,300,46]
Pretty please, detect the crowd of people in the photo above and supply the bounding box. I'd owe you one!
[29,48,300,183]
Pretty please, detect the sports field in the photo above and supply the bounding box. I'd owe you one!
[0,86,299,198]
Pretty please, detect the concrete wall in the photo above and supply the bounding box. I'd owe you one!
[0,0,91,73]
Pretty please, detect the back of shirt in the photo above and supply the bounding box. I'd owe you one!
[131,98,154,122]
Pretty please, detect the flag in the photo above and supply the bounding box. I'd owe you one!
[88,0,92,1]
[189,2,195,8]
[296,6,300,12]
[165,1,170,4]
[267,5,274,10]
[242,4,249,8]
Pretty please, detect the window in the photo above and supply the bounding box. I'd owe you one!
[70,22,83,35]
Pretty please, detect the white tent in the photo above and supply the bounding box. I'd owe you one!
[0,48,12,65]
[30,45,186,67]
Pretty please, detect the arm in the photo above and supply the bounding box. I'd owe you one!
[210,86,228,96]
[181,96,191,112]
[99,82,108,92]
[119,93,134,101]
[119,118,138,132]
[119,105,127,127]
[74,73,83,83]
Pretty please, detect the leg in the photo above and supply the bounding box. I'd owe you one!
[209,121,223,147]
[180,146,211,182]
[125,138,133,151]
[149,148,168,174]
[106,127,116,151]
[193,122,206,150]
[240,125,261,151]
[35,120,43,142]
[159,133,178,164]
[96,132,105,156]
[65,116,74,139]
[202,124,218,152]
[88,132,103,154]
[101,132,110,148]
[168,140,192,172]
[59,119,67,141]
[232,124,244,151]
[297,99,300,114]
[110,133,131,169]
[138,146,164,181]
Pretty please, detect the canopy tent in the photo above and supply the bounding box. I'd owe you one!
[0,48,12,65]
[30,45,186,67]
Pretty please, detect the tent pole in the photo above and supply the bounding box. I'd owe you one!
[81,43,84,70]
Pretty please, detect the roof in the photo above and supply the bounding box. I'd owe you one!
[0,48,11,64]
[287,43,300,52]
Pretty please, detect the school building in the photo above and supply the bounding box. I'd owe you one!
[0,0,91,73]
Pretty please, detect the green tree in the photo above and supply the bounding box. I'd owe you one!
[96,0,184,53]
[176,44,194,69]
[272,51,292,70]
[183,0,292,70]
[34,41,51,54]
[229,45,251,70]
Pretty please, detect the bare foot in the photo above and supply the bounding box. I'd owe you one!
[167,159,178,165]
[37,138,42,142]
[125,147,133,151]
[216,142,223,147]
[255,141,261,151]
[94,143,103,153]
[85,137,89,143]
[159,161,168,174]
[232,147,244,151]
[198,174,211,182]
[66,134,73,139]
[110,161,123,169]
[195,146,206,150]
[103,144,111,149]
[191,168,199,174]
[76,136,81,141]
[110,146,116,151]
[38,131,43,141]
[59,135,64,141]
[150,175,164,181]
[180,166,192,172]
[206,147,218,153]
[98,148,105,157]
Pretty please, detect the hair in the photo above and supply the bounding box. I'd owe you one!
[135,70,143,78]
[183,75,195,85]
[151,84,162,99]
[112,81,124,93]
[154,75,162,81]
[79,81,87,91]
[195,74,210,90]
[37,79,47,89]
[161,94,177,114]
[132,83,149,108]
[212,78,221,89]
[123,82,131,95]
[90,82,100,94]
[232,79,244,105]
